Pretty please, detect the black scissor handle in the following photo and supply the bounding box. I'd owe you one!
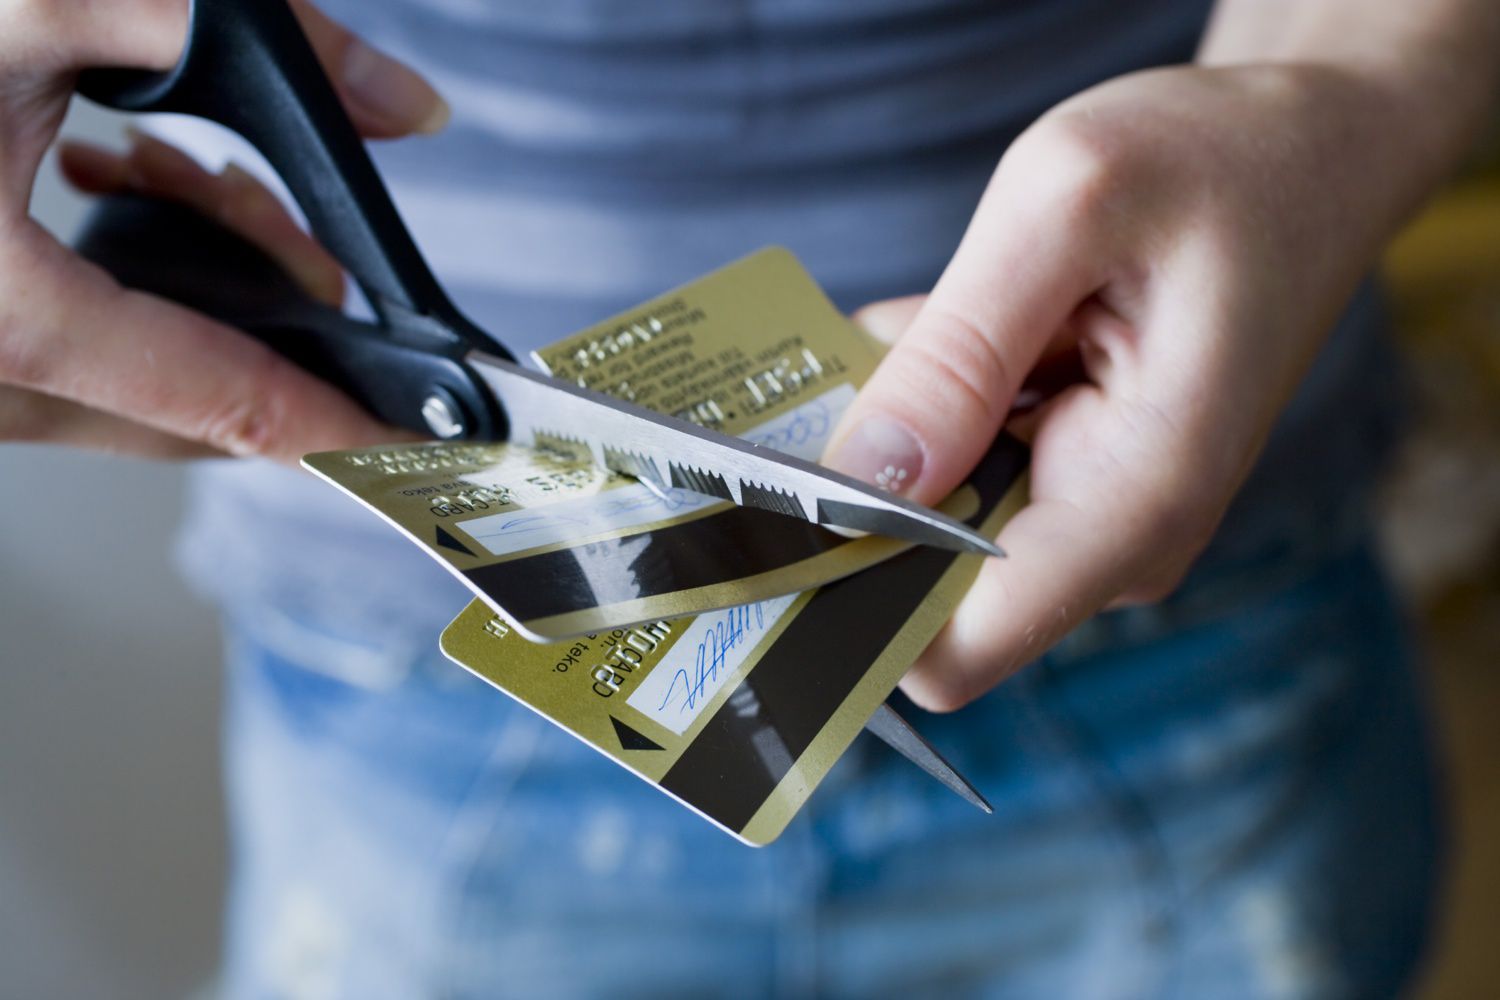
[78,0,468,333]
[74,0,514,438]
[76,193,484,436]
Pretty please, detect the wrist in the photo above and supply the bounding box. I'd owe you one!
[1320,49,1496,184]
[1217,58,1490,251]
[1201,4,1500,212]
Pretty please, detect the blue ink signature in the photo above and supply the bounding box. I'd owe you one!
[743,400,831,455]
[657,603,771,715]
[490,512,593,535]
[598,488,708,517]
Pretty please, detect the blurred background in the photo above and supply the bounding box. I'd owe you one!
[1378,125,1500,1000]
[1,100,1497,998]
[2,101,225,1000]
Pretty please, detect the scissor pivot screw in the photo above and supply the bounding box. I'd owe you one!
[421,390,466,439]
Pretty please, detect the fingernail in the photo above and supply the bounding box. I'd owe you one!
[218,164,266,218]
[417,95,452,135]
[825,413,924,495]
[123,124,174,159]
[343,39,450,134]
[123,125,200,190]
[219,161,256,189]
[57,141,131,188]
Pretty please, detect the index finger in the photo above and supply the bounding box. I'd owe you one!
[821,136,1113,506]
[1,221,399,464]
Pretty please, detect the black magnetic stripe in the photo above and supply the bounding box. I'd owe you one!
[659,541,954,832]
[462,504,848,622]
[658,434,1029,833]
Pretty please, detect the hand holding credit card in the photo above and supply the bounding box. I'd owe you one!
[304,248,1029,842]
[424,252,1027,843]
[301,250,985,640]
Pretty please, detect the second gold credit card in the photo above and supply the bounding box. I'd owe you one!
[440,437,1029,845]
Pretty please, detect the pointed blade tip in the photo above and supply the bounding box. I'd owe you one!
[948,777,994,814]
[931,517,1003,558]
[815,497,1003,557]
[915,525,1005,558]
[948,527,1008,560]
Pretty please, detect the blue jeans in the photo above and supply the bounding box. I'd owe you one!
[217,532,1441,999]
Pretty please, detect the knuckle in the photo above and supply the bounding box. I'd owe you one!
[1010,116,1130,226]
[192,352,288,456]
[902,304,1011,425]
[0,319,55,389]
[0,230,78,391]
[199,393,277,457]
[2,0,54,36]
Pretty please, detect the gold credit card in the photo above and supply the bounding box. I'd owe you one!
[303,249,939,641]
[440,439,1029,846]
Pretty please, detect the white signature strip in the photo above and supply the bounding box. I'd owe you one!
[627,593,800,735]
[459,383,856,558]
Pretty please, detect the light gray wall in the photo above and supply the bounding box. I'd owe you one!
[1,100,225,1000]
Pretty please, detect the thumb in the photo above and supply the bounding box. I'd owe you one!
[822,175,1103,505]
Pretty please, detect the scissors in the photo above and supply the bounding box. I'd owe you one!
[72,0,1002,560]
[72,0,994,811]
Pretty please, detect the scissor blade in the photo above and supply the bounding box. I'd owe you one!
[469,352,1004,557]
[865,702,992,813]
